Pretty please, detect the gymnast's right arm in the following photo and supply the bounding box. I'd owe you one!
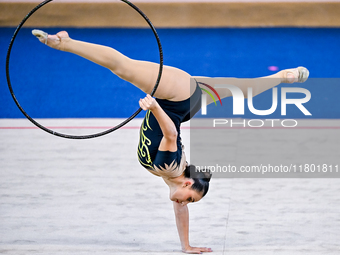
[173,202,212,254]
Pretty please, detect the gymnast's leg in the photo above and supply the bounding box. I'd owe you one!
[33,30,193,101]
[33,30,309,105]
[196,67,309,105]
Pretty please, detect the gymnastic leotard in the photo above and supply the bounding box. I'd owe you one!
[137,84,202,178]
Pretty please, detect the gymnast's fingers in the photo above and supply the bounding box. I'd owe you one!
[146,95,157,108]
[144,95,154,105]
[140,97,153,110]
[139,99,148,110]
[182,246,213,254]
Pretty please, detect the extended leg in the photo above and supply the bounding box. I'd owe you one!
[195,67,309,105]
[32,30,193,101]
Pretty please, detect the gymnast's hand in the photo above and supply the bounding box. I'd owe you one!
[182,245,212,254]
[139,95,158,111]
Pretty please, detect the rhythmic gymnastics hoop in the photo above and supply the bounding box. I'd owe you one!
[6,0,163,139]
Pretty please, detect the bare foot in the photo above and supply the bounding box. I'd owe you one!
[280,67,309,84]
[32,29,70,51]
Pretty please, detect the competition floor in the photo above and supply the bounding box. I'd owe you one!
[1,20,340,255]
[1,118,340,255]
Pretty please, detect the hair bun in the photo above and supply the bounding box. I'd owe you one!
[188,165,212,182]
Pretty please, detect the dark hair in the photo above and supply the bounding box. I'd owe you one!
[184,164,212,198]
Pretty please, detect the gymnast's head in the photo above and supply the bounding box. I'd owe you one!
[169,165,212,205]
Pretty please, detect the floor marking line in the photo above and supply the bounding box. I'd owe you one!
[1,126,340,130]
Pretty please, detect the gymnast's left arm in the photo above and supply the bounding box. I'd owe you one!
[173,202,212,254]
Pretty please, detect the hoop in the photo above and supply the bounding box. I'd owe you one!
[6,0,163,139]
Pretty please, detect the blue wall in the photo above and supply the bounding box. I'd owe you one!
[1,28,339,119]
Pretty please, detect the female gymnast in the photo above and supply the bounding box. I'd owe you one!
[32,29,309,254]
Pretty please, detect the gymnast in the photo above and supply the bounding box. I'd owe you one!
[32,29,309,254]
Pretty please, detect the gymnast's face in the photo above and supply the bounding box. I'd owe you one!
[170,180,202,206]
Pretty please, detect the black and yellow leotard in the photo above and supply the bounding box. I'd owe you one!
[137,85,202,178]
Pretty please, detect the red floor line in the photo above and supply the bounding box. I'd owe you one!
[1,126,340,130]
